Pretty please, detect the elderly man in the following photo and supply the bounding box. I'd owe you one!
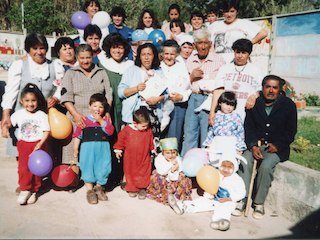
[233,75,297,219]
[181,29,225,156]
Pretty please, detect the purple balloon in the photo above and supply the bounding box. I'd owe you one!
[28,150,53,177]
[71,11,91,30]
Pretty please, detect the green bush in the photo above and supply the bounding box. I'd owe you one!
[303,94,320,106]
[290,116,320,171]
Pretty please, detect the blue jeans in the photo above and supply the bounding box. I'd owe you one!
[181,93,209,157]
[166,102,188,152]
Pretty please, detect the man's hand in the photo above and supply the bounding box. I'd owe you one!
[252,146,264,160]
[190,68,203,82]
[266,143,278,153]
[245,94,257,109]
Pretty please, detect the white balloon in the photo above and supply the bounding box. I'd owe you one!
[92,11,111,29]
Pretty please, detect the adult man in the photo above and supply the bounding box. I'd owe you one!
[233,75,297,219]
[181,29,225,156]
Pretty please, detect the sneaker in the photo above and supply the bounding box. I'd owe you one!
[128,192,138,198]
[120,181,126,191]
[252,204,265,219]
[210,221,220,230]
[94,185,108,201]
[17,190,31,205]
[138,189,146,200]
[232,199,246,217]
[86,190,98,204]
[210,219,230,231]
[15,186,21,196]
[27,192,38,204]
[168,194,184,215]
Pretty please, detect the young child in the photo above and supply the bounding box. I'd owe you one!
[146,137,192,214]
[2,83,50,205]
[205,7,219,27]
[169,19,186,43]
[202,91,247,154]
[113,107,154,199]
[170,151,246,231]
[73,93,114,204]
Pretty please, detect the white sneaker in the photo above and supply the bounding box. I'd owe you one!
[17,190,31,205]
[168,194,184,215]
[27,192,38,204]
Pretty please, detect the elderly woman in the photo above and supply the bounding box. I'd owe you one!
[1,33,58,156]
[159,40,191,152]
[118,42,166,152]
[60,44,112,192]
[99,33,133,133]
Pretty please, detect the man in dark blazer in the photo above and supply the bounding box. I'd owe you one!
[232,74,297,219]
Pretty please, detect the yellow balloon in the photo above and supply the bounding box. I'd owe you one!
[196,165,220,195]
[48,108,73,139]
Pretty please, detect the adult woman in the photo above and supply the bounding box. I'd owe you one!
[81,0,101,19]
[176,34,194,63]
[159,40,191,152]
[208,38,263,125]
[60,44,112,180]
[161,4,191,39]
[99,33,133,134]
[208,0,267,63]
[188,11,206,36]
[137,9,161,35]
[1,33,58,156]
[118,43,166,151]
[53,37,78,101]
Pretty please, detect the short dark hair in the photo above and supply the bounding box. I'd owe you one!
[54,37,75,57]
[137,9,161,29]
[84,24,102,41]
[110,6,127,22]
[262,75,286,89]
[220,0,240,12]
[217,91,237,111]
[133,107,150,124]
[89,93,109,114]
[189,11,205,23]
[24,33,48,53]
[20,83,47,113]
[135,43,160,69]
[168,3,181,15]
[81,0,101,12]
[102,33,130,61]
[232,38,253,54]
[169,19,185,33]
[206,6,219,16]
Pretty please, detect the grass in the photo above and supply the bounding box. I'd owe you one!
[290,116,320,171]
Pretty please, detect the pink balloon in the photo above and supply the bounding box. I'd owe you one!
[71,11,91,30]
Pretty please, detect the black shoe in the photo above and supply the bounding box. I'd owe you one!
[232,199,246,216]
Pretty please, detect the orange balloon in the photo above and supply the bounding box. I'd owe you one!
[196,165,220,195]
[48,108,73,139]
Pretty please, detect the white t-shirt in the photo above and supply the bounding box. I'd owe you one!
[11,109,50,142]
[160,61,191,102]
[208,18,262,63]
[214,62,263,121]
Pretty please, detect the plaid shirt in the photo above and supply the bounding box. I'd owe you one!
[186,51,226,93]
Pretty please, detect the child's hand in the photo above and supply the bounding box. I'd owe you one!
[218,197,232,203]
[92,111,104,123]
[33,142,42,152]
[171,159,179,172]
[115,151,122,159]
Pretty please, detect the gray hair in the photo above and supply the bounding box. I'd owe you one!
[193,28,211,42]
[75,44,93,57]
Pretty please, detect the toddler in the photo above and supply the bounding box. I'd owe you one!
[73,93,114,204]
[146,137,192,214]
[114,107,154,199]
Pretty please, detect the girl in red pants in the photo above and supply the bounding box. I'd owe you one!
[3,83,50,205]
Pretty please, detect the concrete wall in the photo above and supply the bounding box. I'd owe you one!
[266,161,320,229]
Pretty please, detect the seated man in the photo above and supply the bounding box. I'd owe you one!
[233,75,297,219]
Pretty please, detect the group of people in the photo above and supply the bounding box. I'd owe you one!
[0,0,298,232]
